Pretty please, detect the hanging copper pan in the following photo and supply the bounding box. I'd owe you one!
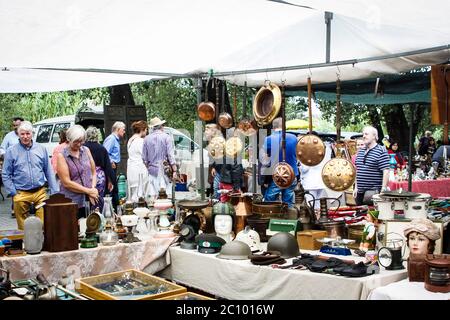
[321,158,356,191]
[237,82,258,136]
[272,84,296,189]
[218,82,233,129]
[296,134,325,166]
[253,82,281,127]
[197,78,215,121]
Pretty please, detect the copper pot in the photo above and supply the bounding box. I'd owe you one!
[207,136,225,159]
[296,134,325,166]
[253,83,281,127]
[218,112,233,129]
[229,193,253,216]
[272,162,295,189]
[197,101,215,122]
[321,158,356,191]
[225,136,243,158]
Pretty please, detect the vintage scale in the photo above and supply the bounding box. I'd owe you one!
[316,237,355,256]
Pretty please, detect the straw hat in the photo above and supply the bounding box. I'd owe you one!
[149,117,166,127]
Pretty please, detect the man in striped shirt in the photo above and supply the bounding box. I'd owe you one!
[353,126,390,206]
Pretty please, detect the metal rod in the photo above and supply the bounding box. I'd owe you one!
[307,77,312,132]
[325,12,333,63]
[408,104,414,192]
[31,44,450,79]
[196,77,205,200]
[243,81,247,117]
[444,66,449,145]
[212,44,450,77]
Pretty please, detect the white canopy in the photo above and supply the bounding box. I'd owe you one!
[1,0,449,92]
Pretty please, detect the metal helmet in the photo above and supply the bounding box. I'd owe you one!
[267,232,300,258]
[217,240,251,260]
[212,201,235,225]
[235,226,261,252]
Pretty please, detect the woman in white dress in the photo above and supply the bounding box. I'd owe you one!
[127,120,149,201]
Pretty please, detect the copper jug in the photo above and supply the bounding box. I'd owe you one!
[296,134,325,166]
[321,158,356,191]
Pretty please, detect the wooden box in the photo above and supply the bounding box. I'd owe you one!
[407,254,427,282]
[43,193,79,252]
[297,230,328,250]
[76,269,186,300]
[157,292,214,300]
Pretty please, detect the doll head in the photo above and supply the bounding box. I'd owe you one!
[404,219,440,255]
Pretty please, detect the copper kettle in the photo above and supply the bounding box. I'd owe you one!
[197,78,215,122]
[296,134,325,166]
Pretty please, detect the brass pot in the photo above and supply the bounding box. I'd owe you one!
[207,136,226,159]
[197,101,215,122]
[296,134,325,166]
[225,136,243,158]
[321,158,356,191]
[253,83,281,127]
[272,162,295,189]
[218,112,233,129]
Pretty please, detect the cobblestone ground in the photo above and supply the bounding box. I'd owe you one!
[0,186,17,230]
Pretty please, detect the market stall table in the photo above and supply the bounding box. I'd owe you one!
[0,236,176,283]
[388,178,450,198]
[368,279,450,300]
[159,245,407,300]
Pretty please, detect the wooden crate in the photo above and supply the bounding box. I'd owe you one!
[75,269,186,300]
[157,292,215,300]
[297,230,328,250]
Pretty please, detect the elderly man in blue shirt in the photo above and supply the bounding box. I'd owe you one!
[0,117,23,156]
[103,121,126,207]
[2,121,59,230]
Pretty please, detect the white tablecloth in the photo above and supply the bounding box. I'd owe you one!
[0,237,176,283]
[368,279,450,300]
[159,246,407,300]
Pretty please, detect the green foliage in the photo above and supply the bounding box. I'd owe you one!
[0,88,108,139]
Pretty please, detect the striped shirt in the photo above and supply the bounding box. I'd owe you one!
[355,144,389,192]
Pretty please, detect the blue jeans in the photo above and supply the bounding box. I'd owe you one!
[213,173,221,200]
[264,179,297,207]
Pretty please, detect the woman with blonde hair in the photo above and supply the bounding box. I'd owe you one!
[57,125,98,219]
[127,120,149,201]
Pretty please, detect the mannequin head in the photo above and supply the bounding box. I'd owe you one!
[404,219,440,255]
[214,214,233,236]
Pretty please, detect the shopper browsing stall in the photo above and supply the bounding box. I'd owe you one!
[354,126,390,205]
[2,121,59,229]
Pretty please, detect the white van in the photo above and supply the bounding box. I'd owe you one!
[33,115,75,158]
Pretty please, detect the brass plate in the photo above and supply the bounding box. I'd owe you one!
[321,158,356,191]
[225,136,243,158]
[296,134,325,166]
[207,136,225,159]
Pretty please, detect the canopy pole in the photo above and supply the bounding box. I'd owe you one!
[408,104,415,192]
[196,76,205,200]
[336,78,341,140]
[325,12,333,63]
